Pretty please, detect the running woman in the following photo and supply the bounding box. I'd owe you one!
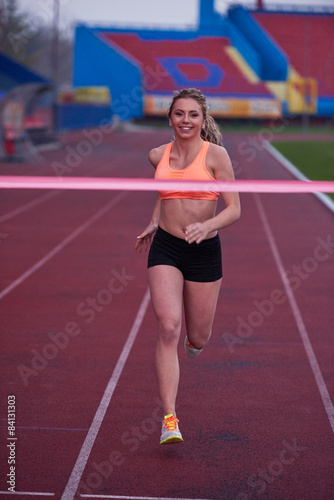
[135,88,241,444]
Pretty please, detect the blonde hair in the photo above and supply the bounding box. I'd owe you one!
[167,88,223,146]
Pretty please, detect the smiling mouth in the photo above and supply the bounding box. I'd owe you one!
[180,126,192,130]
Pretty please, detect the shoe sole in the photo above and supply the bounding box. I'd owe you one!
[160,435,183,445]
[184,336,202,358]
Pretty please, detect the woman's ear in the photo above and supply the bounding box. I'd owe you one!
[202,121,206,129]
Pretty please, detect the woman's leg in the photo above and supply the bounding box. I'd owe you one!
[183,279,222,349]
[148,265,184,416]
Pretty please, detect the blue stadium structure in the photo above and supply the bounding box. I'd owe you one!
[73,1,334,120]
[0,52,49,93]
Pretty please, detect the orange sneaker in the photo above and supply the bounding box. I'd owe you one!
[184,336,203,358]
[160,414,183,445]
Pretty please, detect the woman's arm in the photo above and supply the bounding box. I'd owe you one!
[135,146,165,252]
[185,145,241,244]
[135,195,161,253]
[204,146,241,231]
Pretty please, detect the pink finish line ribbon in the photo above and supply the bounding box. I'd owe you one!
[0,176,334,193]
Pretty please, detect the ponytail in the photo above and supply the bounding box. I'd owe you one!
[168,88,223,146]
[201,114,223,146]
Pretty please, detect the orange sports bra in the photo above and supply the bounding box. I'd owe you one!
[154,141,219,201]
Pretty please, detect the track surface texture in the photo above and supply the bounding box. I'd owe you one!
[0,126,333,500]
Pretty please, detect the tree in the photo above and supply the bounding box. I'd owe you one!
[0,0,33,61]
[26,25,73,84]
[0,0,73,84]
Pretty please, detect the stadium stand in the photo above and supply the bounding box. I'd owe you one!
[253,11,334,96]
[228,6,288,81]
[72,0,334,119]
[102,33,271,96]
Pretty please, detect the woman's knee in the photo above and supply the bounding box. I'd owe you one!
[157,317,181,345]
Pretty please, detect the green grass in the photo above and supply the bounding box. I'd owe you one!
[135,117,334,135]
[218,124,333,134]
[272,141,334,200]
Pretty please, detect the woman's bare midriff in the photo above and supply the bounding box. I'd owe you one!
[159,198,219,240]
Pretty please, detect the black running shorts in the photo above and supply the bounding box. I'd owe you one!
[148,226,222,283]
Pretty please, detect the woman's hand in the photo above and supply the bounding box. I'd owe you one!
[185,222,209,244]
[135,223,158,253]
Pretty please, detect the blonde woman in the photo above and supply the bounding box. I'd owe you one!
[135,88,240,444]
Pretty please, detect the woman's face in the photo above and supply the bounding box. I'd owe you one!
[169,98,205,139]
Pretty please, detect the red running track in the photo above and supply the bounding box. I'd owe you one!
[0,127,333,500]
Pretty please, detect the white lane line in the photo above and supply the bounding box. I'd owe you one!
[61,287,151,500]
[0,492,54,496]
[264,141,334,214]
[0,192,128,301]
[253,192,334,434]
[0,190,63,223]
[81,496,214,500]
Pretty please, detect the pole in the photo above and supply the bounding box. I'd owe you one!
[52,0,60,137]
[302,14,310,132]
[52,0,59,83]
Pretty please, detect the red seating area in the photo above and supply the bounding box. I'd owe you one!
[102,33,271,96]
[253,12,334,95]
